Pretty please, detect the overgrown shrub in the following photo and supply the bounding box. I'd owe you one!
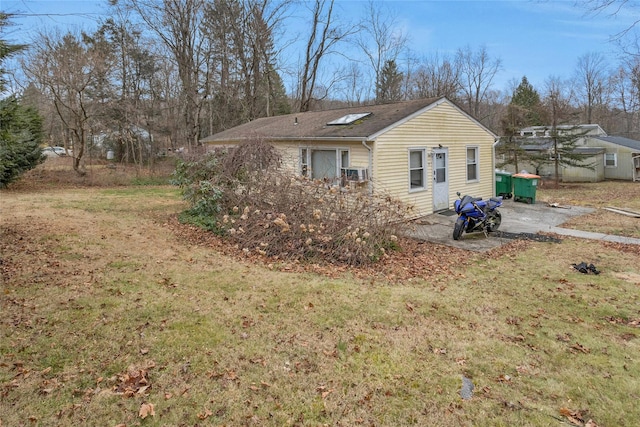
[172,139,413,265]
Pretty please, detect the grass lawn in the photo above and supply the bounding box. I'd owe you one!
[1,169,639,426]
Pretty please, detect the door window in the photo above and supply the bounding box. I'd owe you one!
[434,152,446,183]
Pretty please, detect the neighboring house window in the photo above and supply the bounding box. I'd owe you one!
[605,152,617,167]
[466,146,479,181]
[409,149,426,190]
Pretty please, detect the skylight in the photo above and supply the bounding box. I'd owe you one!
[327,112,371,125]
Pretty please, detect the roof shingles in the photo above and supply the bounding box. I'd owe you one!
[201,97,443,143]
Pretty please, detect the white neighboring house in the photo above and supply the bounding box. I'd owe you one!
[91,125,154,158]
[42,146,71,157]
[501,124,640,182]
[589,136,640,182]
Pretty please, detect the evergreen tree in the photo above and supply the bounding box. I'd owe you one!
[511,76,544,126]
[498,104,529,172]
[376,59,404,103]
[0,96,45,187]
[498,76,546,172]
[546,126,595,184]
[0,13,45,187]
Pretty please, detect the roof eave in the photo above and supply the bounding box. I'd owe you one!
[204,135,373,143]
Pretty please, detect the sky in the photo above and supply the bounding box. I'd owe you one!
[3,0,640,96]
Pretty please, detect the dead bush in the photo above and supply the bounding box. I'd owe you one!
[173,139,413,265]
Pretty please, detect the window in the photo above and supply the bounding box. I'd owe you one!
[300,148,308,176]
[466,146,479,181]
[605,152,617,167]
[341,150,349,170]
[299,147,350,182]
[409,149,426,190]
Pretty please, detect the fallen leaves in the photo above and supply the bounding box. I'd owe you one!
[559,407,600,427]
[113,364,154,397]
[569,342,590,354]
[605,316,640,327]
[138,402,155,419]
[197,407,213,420]
[316,385,333,399]
[166,216,473,283]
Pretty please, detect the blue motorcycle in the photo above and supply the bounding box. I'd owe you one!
[452,192,503,240]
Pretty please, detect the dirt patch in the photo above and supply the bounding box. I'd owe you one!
[613,272,640,284]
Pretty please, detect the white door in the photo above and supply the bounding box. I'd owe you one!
[432,148,449,211]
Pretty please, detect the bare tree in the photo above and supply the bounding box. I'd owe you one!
[574,52,609,123]
[582,1,640,39]
[609,61,640,137]
[202,0,291,133]
[120,0,209,150]
[22,30,112,175]
[297,0,355,112]
[356,0,408,101]
[407,52,461,100]
[96,6,161,167]
[337,62,366,105]
[457,45,502,118]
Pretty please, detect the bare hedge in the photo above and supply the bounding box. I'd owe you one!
[173,139,413,265]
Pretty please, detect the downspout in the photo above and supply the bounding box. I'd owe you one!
[362,139,373,194]
[492,137,500,197]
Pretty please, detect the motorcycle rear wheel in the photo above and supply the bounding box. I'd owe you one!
[487,211,502,232]
[453,218,465,240]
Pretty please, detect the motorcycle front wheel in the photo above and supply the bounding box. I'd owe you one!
[487,210,502,232]
[453,218,465,240]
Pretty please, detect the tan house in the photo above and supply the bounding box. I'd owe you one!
[507,125,640,182]
[201,97,498,217]
[589,136,640,182]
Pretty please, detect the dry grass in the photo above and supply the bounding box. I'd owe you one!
[537,180,640,238]
[9,155,179,190]
[1,166,639,426]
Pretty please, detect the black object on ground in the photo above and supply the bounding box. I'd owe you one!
[572,262,600,274]
[493,231,562,243]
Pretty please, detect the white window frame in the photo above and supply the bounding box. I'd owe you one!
[408,148,426,192]
[299,147,350,180]
[604,152,617,168]
[466,146,479,182]
[300,148,309,176]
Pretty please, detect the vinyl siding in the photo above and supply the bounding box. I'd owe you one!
[275,141,371,176]
[204,100,496,217]
[593,142,637,181]
[372,102,495,216]
[562,154,605,182]
[205,140,371,177]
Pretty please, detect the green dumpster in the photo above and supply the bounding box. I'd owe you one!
[512,173,541,204]
[495,170,513,199]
